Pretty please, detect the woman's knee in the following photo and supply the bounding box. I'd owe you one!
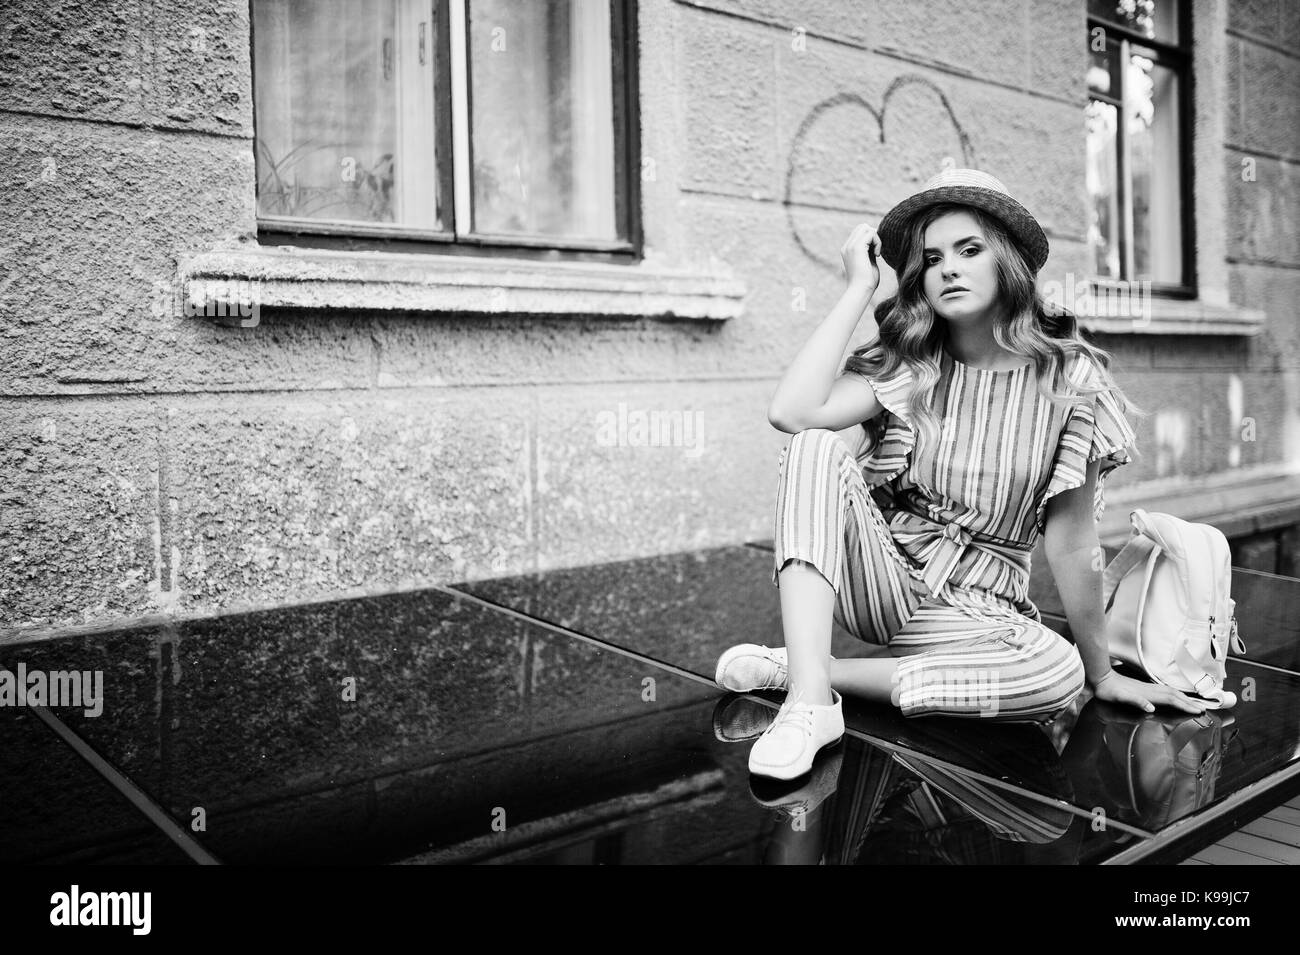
[778,427,856,474]
[893,625,1085,721]
[1000,630,1086,722]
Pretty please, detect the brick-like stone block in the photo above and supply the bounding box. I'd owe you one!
[0,401,163,633]
[143,0,253,135]
[0,115,266,395]
[680,13,779,198]
[1112,369,1205,481]
[698,0,875,46]
[702,0,1082,102]
[864,0,1030,92]
[1149,337,1250,370]
[165,389,532,610]
[1229,0,1282,41]
[1030,0,1087,103]
[1237,371,1294,469]
[1286,0,1300,48]
[1230,263,1300,371]
[0,1,147,125]
[1232,41,1300,158]
[533,382,778,570]
[1189,370,1290,473]
[369,306,732,391]
[1225,152,1300,267]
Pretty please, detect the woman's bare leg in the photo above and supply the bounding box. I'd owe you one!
[829,657,902,705]
[779,559,903,707]
[777,560,835,705]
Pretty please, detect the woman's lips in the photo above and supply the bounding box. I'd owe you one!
[941,289,968,297]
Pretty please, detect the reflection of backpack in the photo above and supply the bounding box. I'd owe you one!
[1098,709,1238,831]
[1102,510,1246,709]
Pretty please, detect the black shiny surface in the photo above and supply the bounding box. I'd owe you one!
[2,543,1298,864]
[0,708,193,864]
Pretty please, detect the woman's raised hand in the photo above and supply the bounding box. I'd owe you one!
[841,223,882,297]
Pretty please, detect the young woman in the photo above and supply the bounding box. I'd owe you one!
[719,168,1208,782]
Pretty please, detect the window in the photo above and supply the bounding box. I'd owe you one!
[1084,0,1193,295]
[250,0,639,260]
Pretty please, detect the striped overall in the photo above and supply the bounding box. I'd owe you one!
[772,350,1138,723]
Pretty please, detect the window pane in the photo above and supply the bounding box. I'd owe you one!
[1087,38,1121,96]
[1126,50,1183,285]
[468,0,618,240]
[1085,99,1121,280]
[253,0,444,232]
[1087,0,1180,45]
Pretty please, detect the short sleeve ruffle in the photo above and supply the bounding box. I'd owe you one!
[1034,360,1138,537]
[848,363,917,494]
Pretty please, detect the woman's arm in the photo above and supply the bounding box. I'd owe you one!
[1044,458,1205,715]
[767,283,882,433]
[768,225,884,434]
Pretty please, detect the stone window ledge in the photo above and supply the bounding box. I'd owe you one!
[179,246,747,324]
[1076,295,1265,336]
[1097,466,1300,548]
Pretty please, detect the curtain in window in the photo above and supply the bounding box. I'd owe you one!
[253,0,441,230]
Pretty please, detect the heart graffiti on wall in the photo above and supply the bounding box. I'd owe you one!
[784,75,974,275]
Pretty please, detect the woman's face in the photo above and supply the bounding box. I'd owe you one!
[922,210,1001,325]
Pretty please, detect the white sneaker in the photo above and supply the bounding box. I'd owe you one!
[748,689,845,780]
[715,644,788,692]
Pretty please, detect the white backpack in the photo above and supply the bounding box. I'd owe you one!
[1101,509,1246,710]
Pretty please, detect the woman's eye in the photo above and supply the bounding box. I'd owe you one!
[927,247,978,265]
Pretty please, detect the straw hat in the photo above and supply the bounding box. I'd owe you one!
[877,168,1049,272]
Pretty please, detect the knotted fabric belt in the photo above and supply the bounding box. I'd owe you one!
[894,503,1035,597]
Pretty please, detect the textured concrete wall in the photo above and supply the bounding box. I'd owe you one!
[2,0,1298,636]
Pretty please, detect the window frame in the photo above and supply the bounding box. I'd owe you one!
[1086,0,1196,299]
[248,0,643,266]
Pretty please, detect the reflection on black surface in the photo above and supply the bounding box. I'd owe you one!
[1062,698,1241,832]
[3,542,1299,863]
[461,545,1300,853]
[827,739,1085,865]
[719,698,1106,864]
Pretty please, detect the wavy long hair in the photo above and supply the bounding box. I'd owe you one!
[844,202,1148,457]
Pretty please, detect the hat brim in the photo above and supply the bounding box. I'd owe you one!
[877,185,1049,272]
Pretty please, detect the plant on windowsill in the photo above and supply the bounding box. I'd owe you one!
[256,139,396,223]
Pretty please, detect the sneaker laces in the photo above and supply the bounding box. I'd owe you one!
[762,690,815,739]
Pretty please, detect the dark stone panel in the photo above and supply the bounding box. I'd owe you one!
[0,707,192,864]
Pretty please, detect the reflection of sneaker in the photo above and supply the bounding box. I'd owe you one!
[715,644,788,692]
[748,690,845,781]
[713,695,777,742]
[750,748,845,817]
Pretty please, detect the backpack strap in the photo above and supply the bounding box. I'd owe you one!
[1229,617,1246,656]
[1171,642,1238,709]
[1102,534,1159,613]
[1165,713,1216,756]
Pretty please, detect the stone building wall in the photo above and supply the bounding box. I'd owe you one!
[1,0,1296,637]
